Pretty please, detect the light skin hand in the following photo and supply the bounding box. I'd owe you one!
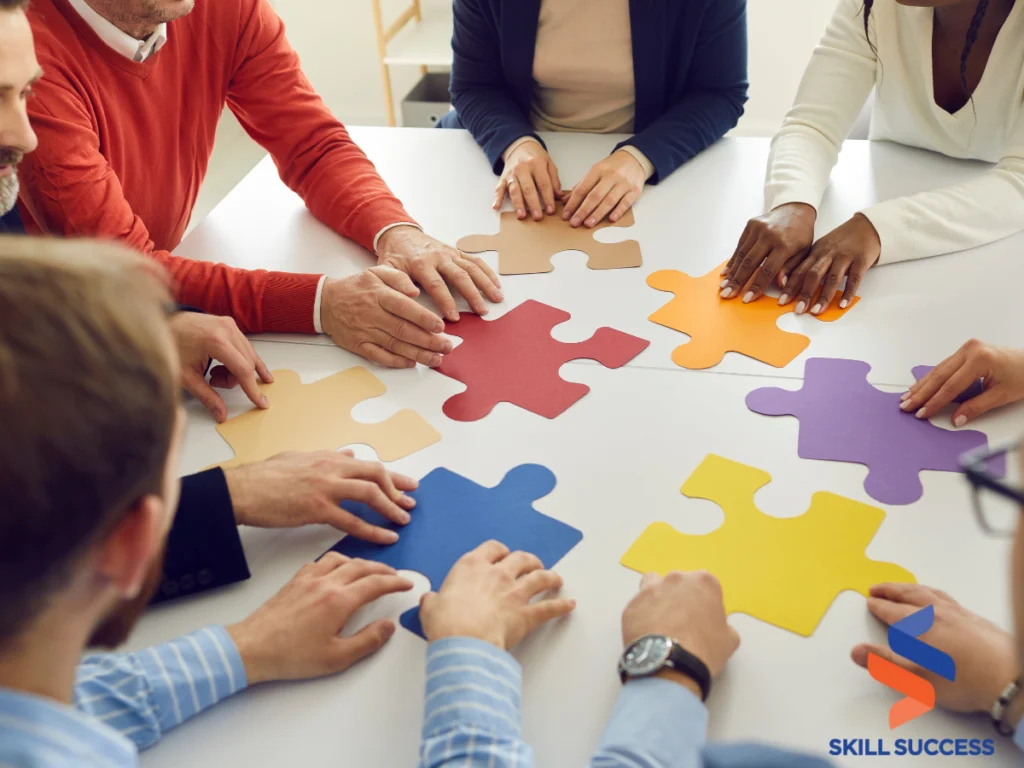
[496,140,567,220]
[721,203,816,305]
[227,554,414,685]
[376,226,503,322]
[224,449,418,545]
[419,540,576,651]
[622,571,740,685]
[320,266,453,369]
[563,150,646,229]
[169,312,273,423]
[901,340,1024,426]
[850,583,1019,714]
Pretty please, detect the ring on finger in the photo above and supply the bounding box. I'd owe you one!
[507,178,519,187]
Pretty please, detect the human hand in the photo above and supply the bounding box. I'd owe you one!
[851,583,1018,714]
[377,226,503,322]
[419,540,576,651]
[496,139,566,220]
[901,340,1024,426]
[226,554,414,684]
[563,149,647,228]
[320,266,453,368]
[622,571,740,680]
[721,203,817,304]
[224,449,418,544]
[169,312,273,423]
[781,213,880,315]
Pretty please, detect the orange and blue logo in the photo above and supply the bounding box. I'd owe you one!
[867,605,956,728]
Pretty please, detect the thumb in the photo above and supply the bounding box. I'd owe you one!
[375,266,420,298]
[329,620,396,673]
[182,369,227,422]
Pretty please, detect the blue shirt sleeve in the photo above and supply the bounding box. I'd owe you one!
[74,625,248,750]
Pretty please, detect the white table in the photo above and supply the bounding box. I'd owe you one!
[133,128,1024,767]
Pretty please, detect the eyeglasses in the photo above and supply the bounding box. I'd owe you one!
[960,438,1024,537]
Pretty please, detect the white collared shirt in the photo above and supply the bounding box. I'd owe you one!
[67,0,167,63]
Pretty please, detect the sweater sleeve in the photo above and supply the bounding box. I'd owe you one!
[862,111,1024,264]
[225,0,415,252]
[617,0,748,185]
[17,72,322,335]
[763,0,877,212]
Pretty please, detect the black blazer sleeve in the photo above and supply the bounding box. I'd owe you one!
[151,468,251,604]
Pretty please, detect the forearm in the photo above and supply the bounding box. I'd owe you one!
[74,626,247,750]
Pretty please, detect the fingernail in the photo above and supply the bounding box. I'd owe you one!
[720,265,729,276]
[780,275,788,288]
[442,340,454,353]
[562,210,570,220]
[742,291,754,304]
[494,291,504,302]
[954,415,967,427]
[719,278,729,288]
[810,303,822,315]
[401,494,416,508]
[840,299,849,309]
[571,217,581,227]
[448,312,459,322]
[383,623,397,639]
[546,205,554,214]
[795,301,806,314]
[383,531,399,544]
[518,209,525,218]
[915,407,926,419]
[533,212,542,221]
[399,510,411,524]
[900,390,911,401]
[429,355,441,368]
[720,287,734,299]
[585,218,595,227]
[261,395,269,407]
[778,293,789,305]
[899,400,913,411]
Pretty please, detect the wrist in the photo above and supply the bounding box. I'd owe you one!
[652,667,704,699]
[376,224,420,258]
[426,628,506,651]
[773,202,817,221]
[226,621,272,686]
[223,466,250,526]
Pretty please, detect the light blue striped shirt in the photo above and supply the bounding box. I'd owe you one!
[419,637,711,768]
[0,625,246,767]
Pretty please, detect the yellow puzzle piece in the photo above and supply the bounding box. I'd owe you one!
[213,368,441,469]
[621,454,915,637]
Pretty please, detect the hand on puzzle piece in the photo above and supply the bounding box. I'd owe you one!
[647,263,856,370]
[324,464,583,638]
[620,455,916,637]
[562,149,648,228]
[746,358,1007,505]
[436,300,649,421]
[420,540,577,651]
[496,139,566,220]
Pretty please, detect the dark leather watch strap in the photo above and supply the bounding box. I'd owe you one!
[667,643,712,702]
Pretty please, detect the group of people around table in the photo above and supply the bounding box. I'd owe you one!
[2,0,1024,764]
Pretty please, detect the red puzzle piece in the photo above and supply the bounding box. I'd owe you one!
[437,300,649,421]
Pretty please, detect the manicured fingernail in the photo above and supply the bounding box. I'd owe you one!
[915,407,926,419]
[571,217,581,227]
[954,415,967,427]
[795,301,806,314]
[840,299,849,309]
[899,399,913,411]
[780,275,788,288]
[778,293,789,305]
[742,291,754,304]
[383,531,400,543]
[719,278,729,288]
[810,303,822,315]
[720,287,734,299]
[900,390,911,401]
[261,395,269,407]
[585,218,596,227]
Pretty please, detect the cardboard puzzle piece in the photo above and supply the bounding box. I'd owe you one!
[457,203,642,275]
[911,365,985,404]
[646,262,858,369]
[214,368,440,469]
[326,464,582,637]
[621,454,915,637]
[436,299,650,421]
[745,358,1006,505]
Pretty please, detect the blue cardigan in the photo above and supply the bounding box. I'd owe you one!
[440,0,749,183]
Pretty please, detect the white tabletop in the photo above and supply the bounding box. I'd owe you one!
[134,128,1024,767]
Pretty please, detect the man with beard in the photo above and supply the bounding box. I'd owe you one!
[0,239,419,764]
[0,0,37,234]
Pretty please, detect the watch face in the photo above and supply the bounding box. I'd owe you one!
[621,635,672,678]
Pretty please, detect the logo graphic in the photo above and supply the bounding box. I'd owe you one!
[868,605,956,728]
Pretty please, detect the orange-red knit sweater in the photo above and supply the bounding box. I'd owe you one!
[19,0,414,333]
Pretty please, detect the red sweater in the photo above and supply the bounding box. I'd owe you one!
[19,0,414,334]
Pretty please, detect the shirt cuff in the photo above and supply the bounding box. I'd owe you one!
[373,222,421,256]
[597,677,709,758]
[138,626,248,734]
[312,275,328,334]
[617,146,655,181]
[1014,720,1024,753]
[423,637,523,740]
[502,136,543,164]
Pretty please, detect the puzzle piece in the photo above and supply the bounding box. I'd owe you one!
[436,299,649,421]
[214,368,440,469]
[326,464,582,637]
[746,358,1006,505]
[646,262,858,369]
[458,203,642,275]
[621,454,915,637]
[911,365,985,404]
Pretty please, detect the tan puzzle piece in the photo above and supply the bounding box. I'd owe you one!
[213,368,441,469]
[458,203,642,275]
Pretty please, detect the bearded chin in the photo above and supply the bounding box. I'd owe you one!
[0,172,18,217]
[88,547,166,650]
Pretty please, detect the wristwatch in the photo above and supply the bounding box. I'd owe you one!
[618,634,712,702]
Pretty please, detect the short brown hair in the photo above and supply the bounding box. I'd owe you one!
[0,0,29,11]
[0,236,178,644]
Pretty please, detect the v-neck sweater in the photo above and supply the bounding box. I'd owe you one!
[765,0,1024,265]
[18,0,413,334]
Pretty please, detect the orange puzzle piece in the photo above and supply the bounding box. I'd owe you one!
[458,203,642,276]
[647,262,859,369]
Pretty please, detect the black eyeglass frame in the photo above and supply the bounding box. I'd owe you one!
[960,438,1024,536]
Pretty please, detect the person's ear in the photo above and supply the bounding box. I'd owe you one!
[94,495,167,599]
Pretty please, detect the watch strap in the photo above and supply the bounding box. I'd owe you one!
[992,677,1022,737]
[667,642,712,703]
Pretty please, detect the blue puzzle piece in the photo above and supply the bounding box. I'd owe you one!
[324,464,583,638]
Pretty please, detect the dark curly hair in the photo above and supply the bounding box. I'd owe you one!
[863,0,991,91]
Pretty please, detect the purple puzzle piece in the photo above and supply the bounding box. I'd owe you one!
[745,358,1006,505]
[911,365,986,404]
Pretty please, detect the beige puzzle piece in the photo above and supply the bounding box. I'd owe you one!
[213,368,441,468]
[458,203,642,275]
